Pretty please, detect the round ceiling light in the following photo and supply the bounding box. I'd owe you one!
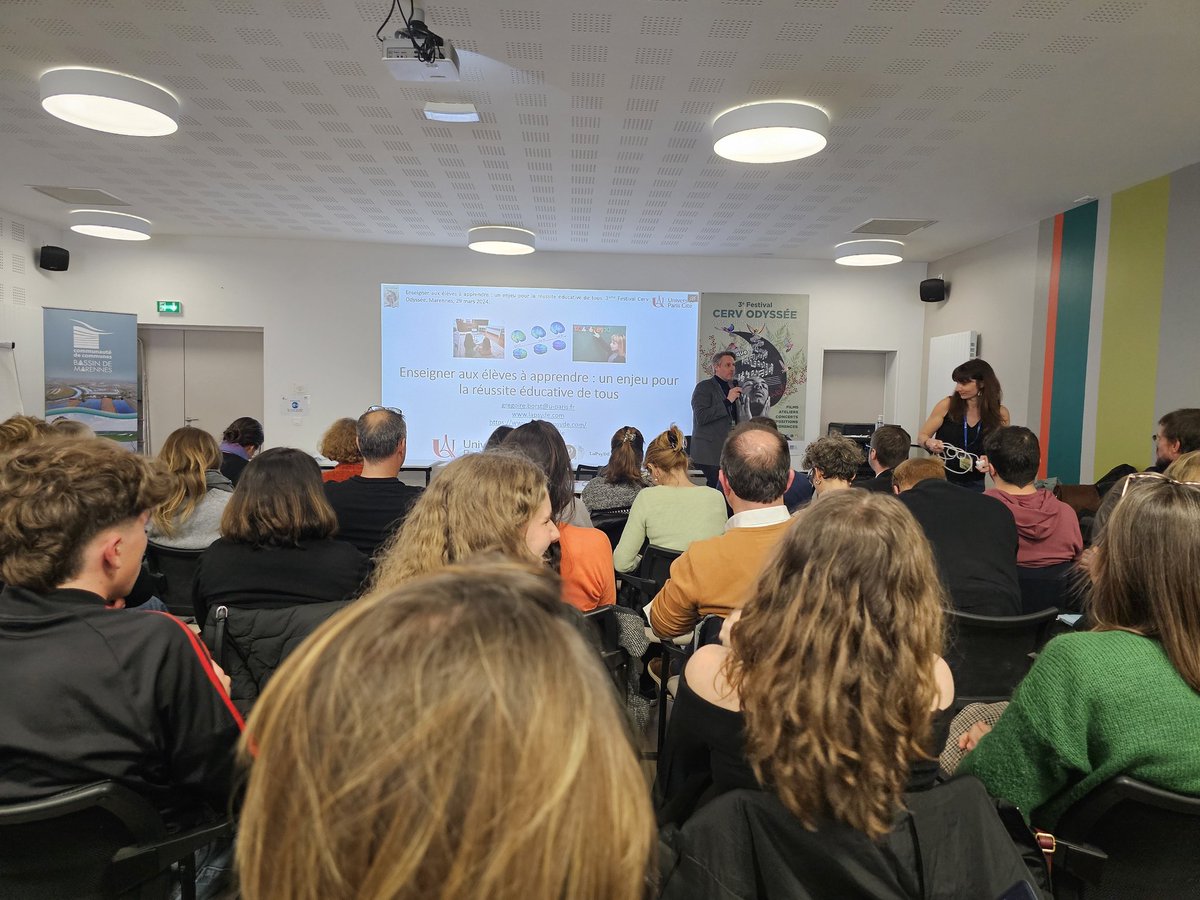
[467,225,536,256]
[40,68,179,137]
[834,239,905,267]
[69,209,152,241]
[712,100,830,164]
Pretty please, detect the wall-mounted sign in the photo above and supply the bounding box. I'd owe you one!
[156,300,183,315]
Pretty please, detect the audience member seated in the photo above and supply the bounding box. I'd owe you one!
[236,560,653,900]
[1149,407,1200,472]
[193,448,368,626]
[366,451,558,594]
[503,420,615,611]
[656,491,954,828]
[0,413,50,452]
[49,416,93,438]
[650,421,793,638]
[147,426,234,550]
[893,458,1021,616]
[318,416,363,483]
[483,424,513,450]
[982,426,1082,568]
[1165,448,1200,481]
[580,425,648,514]
[613,425,726,573]
[749,416,814,511]
[323,406,423,557]
[802,434,862,499]
[0,438,242,828]
[218,415,263,486]
[959,473,1200,827]
[856,424,911,493]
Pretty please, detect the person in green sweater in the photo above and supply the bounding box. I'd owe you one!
[958,473,1200,827]
[613,425,727,573]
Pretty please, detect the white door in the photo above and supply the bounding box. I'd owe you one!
[139,326,264,455]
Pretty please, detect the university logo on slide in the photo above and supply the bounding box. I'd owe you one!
[71,319,111,350]
[433,436,456,459]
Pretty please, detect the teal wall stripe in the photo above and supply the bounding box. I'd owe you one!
[1046,201,1097,483]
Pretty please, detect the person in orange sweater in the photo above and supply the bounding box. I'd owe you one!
[650,421,794,637]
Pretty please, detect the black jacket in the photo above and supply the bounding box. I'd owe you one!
[0,586,242,825]
[323,476,424,557]
[202,599,348,714]
[659,778,1049,900]
[898,479,1021,616]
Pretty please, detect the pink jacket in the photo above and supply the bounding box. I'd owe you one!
[984,488,1083,567]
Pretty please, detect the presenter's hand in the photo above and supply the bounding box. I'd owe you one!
[727,386,743,402]
[924,438,945,454]
[975,454,992,475]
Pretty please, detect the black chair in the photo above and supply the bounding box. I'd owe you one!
[1017,562,1079,614]
[584,606,630,698]
[692,613,725,654]
[143,543,205,619]
[945,607,1058,708]
[575,464,601,480]
[0,781,230,900]
[1051,776,1200,899]
[590,506,631,550]
[618,544,682,610]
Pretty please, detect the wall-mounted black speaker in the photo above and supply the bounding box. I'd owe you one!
[39,246,69,271]
[919,277,946,303]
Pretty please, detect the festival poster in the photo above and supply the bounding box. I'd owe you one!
[43,308,139,448]
[697,293,809,439]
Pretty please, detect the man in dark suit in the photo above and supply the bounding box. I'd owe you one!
[893,457,1021,617]
[691,350,741,489]
[856,424,910,494]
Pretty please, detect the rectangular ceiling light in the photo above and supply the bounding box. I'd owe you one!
[851,218,937,236]
[423,101,480,123]
[30,185,130,206]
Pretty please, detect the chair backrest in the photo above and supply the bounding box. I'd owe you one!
[143,543,206,618]
[575,464,601,480]
[693,614,725,654]
[589,507,630,549]
[0,781,168,899]
[639,544,683,593]
[944,607,1058,702]
[1016,562,1079,614]
[1053,776,1200,899]
[584,606,628,696]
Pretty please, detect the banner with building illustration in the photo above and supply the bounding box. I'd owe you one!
[697,293,809,439]
[43,308,139,448]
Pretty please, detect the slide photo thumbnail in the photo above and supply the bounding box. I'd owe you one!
[452,319,505,360]
[572,324,626,364]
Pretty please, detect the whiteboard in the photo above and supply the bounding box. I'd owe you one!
[926,331,978,411]
[0,343,22,419]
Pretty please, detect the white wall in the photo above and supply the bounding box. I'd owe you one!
[1,206,931,450]
[922,223,1041,432]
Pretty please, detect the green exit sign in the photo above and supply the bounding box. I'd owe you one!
[156,300,183,316]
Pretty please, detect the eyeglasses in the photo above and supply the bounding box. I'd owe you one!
[366,405,403,416]
[1119,471,1200,498]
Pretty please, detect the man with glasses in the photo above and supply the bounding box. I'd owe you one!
[324,407,423,557]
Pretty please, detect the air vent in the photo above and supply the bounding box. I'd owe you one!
[851,218,936,235]
[30,186,130,206]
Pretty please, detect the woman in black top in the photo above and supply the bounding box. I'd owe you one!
[918,358,1010,490]
[193,447,368,624]
[655,491,955,831]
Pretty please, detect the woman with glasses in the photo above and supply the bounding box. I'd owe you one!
[612,425,726,573]
[957,473,1200,826]
[917,359,1010,491]
[801,435,862,499]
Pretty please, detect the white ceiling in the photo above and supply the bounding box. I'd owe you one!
[1,0,1197,261]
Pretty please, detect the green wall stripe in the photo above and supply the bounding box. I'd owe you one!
[1093,176,1171,474]
[1045,202,1097,483]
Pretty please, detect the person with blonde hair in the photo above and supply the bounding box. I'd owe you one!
[656,490,954,833]
[318,416,363,483]
[801,435,863,497]
[367,451,559,596]
[1164,448,1200,482]
[237,560,654,900]
[612,425,726,573]
[148,426,234,550]
[959,474,1200,826]
[580,425,648,514]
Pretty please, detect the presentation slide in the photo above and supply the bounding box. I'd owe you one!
[381,283,699,466]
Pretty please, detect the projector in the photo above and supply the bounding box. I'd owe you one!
[382,39,460,82]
